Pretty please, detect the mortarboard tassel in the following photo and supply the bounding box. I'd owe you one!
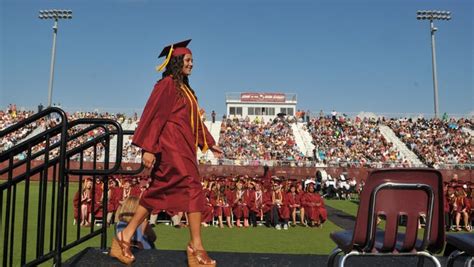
[156,45,174,72]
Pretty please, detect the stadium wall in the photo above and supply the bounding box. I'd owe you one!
[1,160,472,183]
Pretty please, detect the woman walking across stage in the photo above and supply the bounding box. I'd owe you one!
[109,39,223,266]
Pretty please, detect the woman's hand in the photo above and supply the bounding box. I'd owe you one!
[142,151,156,169]
[210,145,223,158]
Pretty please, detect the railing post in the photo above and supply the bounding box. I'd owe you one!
[54,111,68,266]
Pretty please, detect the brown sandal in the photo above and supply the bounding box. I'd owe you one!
[109,231,135,265]
[186,243,216,267]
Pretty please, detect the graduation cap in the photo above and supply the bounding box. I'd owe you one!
[271,176,280,181]
[455,185,465,191]
[156,39,192,72]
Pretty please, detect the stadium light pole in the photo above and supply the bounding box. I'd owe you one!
[38,9,73,108]
[416,10,451,119]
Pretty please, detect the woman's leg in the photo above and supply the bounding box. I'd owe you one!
[81,205,88,224]
[300,208,306,225]
[187,212,216,265]
[455,212,461,230]
[188,212,204,250]
[218,215,223,228]
[462,211,469,229]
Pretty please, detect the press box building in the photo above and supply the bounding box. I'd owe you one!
[225,92,297,120]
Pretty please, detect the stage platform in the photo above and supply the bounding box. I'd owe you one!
[63,205,470,266]
[63,247,465,267]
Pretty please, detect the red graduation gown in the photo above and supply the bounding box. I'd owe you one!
[301,192,327,222]
[132,77,215,213]
[286,192,301,209]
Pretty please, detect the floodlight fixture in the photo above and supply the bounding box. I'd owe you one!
[38,9,73,108]
[416,9,451,21]
[416,10,452,119]
[39,9,73,20]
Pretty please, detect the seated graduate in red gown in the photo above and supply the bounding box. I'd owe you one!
[201,180,214,227]
[301,181,327,227]
[271,178,290,230]
[287,183,303,227]
[296,182,306,226]
[233,179,250,227]
[212,182,232,228]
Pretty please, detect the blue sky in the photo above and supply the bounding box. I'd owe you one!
[1,0,472,117]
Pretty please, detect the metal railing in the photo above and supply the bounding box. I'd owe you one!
[0,108,143,266]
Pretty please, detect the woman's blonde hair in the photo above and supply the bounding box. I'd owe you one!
[115,196,139,223]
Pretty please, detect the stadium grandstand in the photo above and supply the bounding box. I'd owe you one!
[1,101,472,168]
[1,102,473,266]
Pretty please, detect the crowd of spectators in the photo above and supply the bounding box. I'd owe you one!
[3,105,472,171]
[306,116,409,168]
[218,116,304,164]
[3,109,132,162]
[26,111,125,162]
[122,135,142,163]
[0,105,37,152]
[386,117,472,169]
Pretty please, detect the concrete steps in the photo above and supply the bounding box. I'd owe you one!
[196,121,221,164]
[378,125,425,166]
[101,121,137,162]
[462,127,474,136]
[290,123,315,157]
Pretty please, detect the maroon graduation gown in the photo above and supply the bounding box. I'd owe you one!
[132,77,215,213]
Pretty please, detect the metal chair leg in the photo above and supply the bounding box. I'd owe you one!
[327,248,342,267]
[339,251,359,267]
[465,257,473,267]
[448,250,465,267]
[417,251,441,267]
[417,255,425,267]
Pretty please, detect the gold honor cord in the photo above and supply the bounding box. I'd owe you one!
[181,86,198,148]
[182,86,195,131]
[156,45,174,72]
[182,85,209,153]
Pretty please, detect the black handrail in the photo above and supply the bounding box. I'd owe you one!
[1,107,69,267]
[0,124,116,191]
[0,107,136,266]
[67,118,123,175]
[0,122,114,175]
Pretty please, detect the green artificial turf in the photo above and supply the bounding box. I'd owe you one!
[1,182,347,265]
[156,222,341,255]
[3,182,462,265]
[324,199,359,217]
